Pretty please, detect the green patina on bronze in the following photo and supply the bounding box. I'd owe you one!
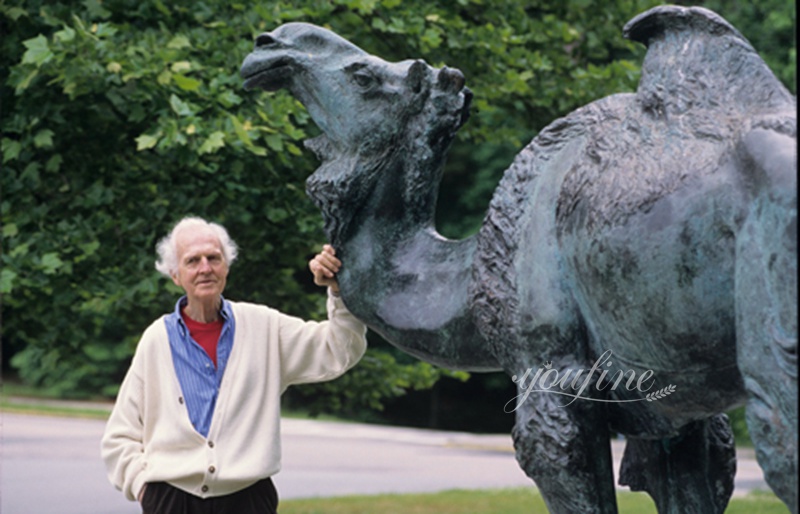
[242,6,797,513]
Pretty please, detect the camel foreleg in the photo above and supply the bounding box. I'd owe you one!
[511,361,618,514]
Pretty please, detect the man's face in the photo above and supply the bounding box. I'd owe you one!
[171,227,229,304]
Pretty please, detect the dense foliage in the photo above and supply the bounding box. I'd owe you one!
[2,1,795,428]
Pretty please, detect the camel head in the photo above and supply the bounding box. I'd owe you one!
[241,23,472,243]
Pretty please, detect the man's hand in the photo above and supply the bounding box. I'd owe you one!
[309,244,341,294]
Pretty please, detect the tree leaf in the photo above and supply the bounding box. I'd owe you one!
[80,241,100,256]
[173,74,202,92]
[34,129,54,148]
[229,114,252,145]
[14,69,39,93]
[135,134,159,150]
[21,35,53,67]
[157,70,172,85]
[264,134,283,152]
[246,145,267,156]
[2,138,22,162]
[198,131,226,154]
[4,6,28,21]
[45,154,63,172]
[216,90,242,108]
[167,35,191,49]
[0,269,17,294]
[170,61,191,73]
[3,223,19,238]
[54,26,76,43]
[169,94,194,116]
[40,252,64,274]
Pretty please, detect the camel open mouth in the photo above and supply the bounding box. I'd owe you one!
[241,59,293,91]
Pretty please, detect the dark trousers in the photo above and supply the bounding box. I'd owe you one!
[141,478,279,514]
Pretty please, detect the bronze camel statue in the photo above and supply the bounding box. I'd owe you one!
[241,5,797,513]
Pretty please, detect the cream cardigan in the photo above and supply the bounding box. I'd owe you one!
[101,292,367,501]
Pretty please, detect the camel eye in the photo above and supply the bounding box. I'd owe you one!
[352,70,376,89]
[345,61,380,91]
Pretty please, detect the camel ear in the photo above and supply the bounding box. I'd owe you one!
[437,66,465,93]
[405,60,431,95]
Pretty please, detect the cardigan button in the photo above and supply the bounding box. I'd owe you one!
[208,441,215,448]
[178,396,184,404]
[201,485,209,493]
[208,466,216,474]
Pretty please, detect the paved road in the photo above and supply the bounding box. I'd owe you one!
[1,410,769,514]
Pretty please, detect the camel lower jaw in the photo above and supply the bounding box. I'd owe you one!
[241,59,293,91]
[304,134,337,162]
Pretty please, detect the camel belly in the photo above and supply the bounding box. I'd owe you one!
[558,163,748,427]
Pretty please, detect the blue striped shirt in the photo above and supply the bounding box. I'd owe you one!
[164,296,235,437]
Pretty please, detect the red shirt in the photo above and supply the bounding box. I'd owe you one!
[181,308,223,368]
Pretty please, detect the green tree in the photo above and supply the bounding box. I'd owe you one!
[1,0,468,408]
[2,1,311,394]
[1,0,794,428]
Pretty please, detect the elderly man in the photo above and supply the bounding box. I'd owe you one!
[101,216,367,514]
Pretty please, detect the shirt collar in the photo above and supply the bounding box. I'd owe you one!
[171,295,232,334]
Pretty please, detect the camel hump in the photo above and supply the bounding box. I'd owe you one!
[625,5,793,115]
[623,5,750,49]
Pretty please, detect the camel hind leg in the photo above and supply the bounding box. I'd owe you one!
[735,125,798,513]
[736,222,798,512]
[735,205,798,512]
[618,414,736,514]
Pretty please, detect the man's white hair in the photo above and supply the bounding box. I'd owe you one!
[155,216,239,277]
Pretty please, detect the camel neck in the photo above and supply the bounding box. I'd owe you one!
[336,220,498,371]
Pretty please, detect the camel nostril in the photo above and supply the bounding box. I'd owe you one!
[255,33,276,48]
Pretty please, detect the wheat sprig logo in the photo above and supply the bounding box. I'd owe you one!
[645,384,677,401]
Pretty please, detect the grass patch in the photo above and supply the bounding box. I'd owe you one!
[2,380,62,400]
[1,379,111,419]
[0,400,111,419]
[280,409,354,424]
[278,488,789,514]
[725,491,793,514]
[0,385,349,423]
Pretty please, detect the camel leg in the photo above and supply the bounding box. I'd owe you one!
[735,161,798,513]
[736,250,798,512]
[511,362,618,514]
[733,126,798,512]
[618,414,736,514]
